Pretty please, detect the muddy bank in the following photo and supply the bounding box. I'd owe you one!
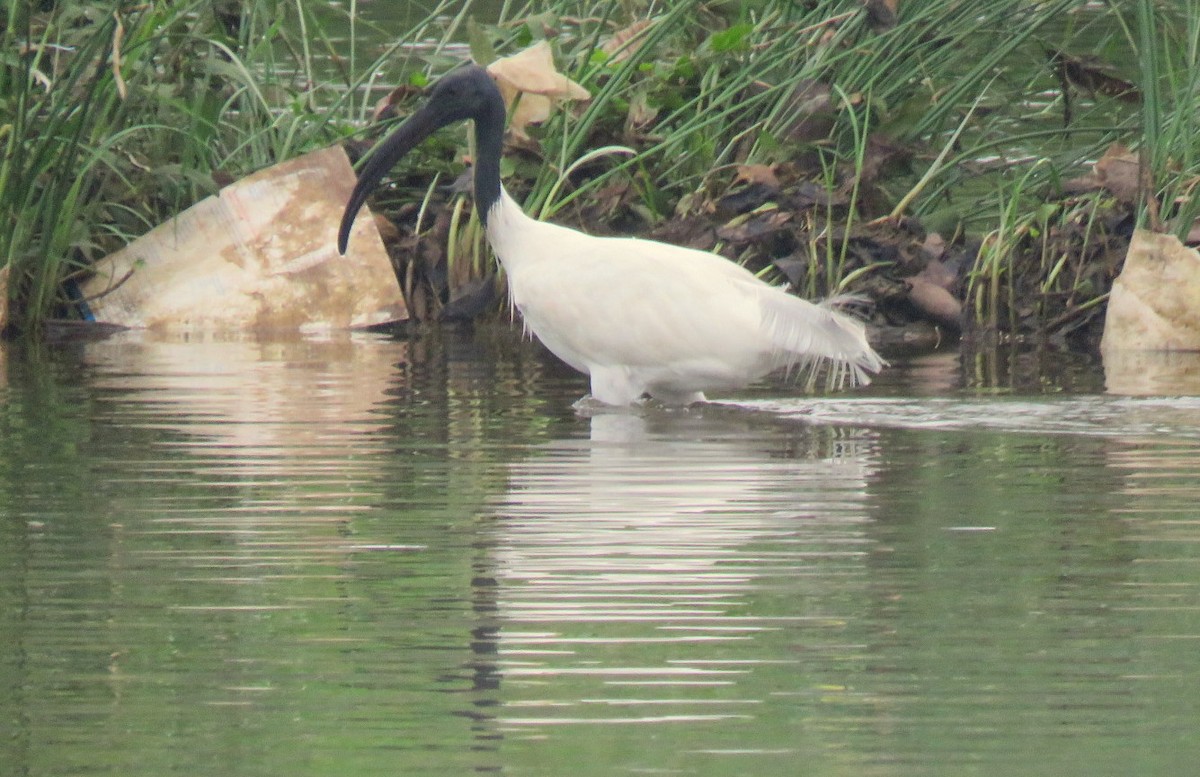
[353,139,1138,354]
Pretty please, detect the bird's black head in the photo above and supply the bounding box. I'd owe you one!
[338,65,506,254]
[424,65,504,123]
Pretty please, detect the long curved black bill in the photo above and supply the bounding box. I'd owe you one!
[337,105,441,255]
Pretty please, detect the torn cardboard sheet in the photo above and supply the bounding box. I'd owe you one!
[81,145,406,333]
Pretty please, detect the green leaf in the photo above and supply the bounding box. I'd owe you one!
[708,23,752,54]
[467,16,497,66]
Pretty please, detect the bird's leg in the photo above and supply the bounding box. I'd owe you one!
[587,367,647,406]
[647,388,707,406]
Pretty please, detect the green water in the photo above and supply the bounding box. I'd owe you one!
[3,331,1200,776]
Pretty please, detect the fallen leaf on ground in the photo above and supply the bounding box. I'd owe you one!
[906,259,962,330]
[601,20,653,62]
[372,84,422,122]
[1093,143,1141,204]
[735,164,781,189]
[864,0,899,32]
[486,41,590,140]
[716,209,792,242]
[781,79,835,145]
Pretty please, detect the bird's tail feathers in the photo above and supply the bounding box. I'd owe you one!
[820,293,875,319]
[761,292,885,391]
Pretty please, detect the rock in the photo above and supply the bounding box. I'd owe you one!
[907,274,962,331]
[80,146,407,333]
[1101,229,1200,353]
[1103,350,1200,394]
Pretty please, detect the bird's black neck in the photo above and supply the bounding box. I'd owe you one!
[472,87,506,226]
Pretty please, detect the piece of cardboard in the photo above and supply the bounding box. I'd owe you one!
[82,145,406,333]
[1101,229,1200,353]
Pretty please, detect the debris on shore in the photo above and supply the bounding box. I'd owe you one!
[78,146,406,334]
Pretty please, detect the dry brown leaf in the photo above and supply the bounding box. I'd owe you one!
[734,164,780,189]
[372,83,422,123]
[864,0,899,32]
[781,79,835,145]
[601,20,653,63]
[907,276,961,329]
[511,94,557,141]
[1093,143,1141,204]
[487,42,588,99]
[111,12,127,100]
[486,41,590,139]
[859,133,908,184]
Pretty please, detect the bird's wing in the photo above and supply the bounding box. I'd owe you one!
[500,222,881,387]
[756,289,883,388]
[505,230,767,370]
[603,236,884,386]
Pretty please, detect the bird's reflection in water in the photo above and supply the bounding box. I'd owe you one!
[474,409,879,733]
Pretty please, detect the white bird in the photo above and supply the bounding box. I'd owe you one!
[339,65,883,406]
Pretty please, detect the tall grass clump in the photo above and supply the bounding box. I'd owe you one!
[0,0,379,332]
[1129,0,1200,237]
[353,0,1146,317]
[6,0,1187,338]
[946,0,1200,330]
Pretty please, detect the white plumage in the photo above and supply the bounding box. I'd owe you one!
[339,65,883,406]
[486,189,880,405]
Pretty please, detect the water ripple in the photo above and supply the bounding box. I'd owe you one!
[485,412,875,734]
[730,395,1200,440]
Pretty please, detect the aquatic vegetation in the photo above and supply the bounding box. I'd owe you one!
[2,0,1195,344]
[9,7,202,325]
[350,0,1167,345]
[0,0,387,330]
